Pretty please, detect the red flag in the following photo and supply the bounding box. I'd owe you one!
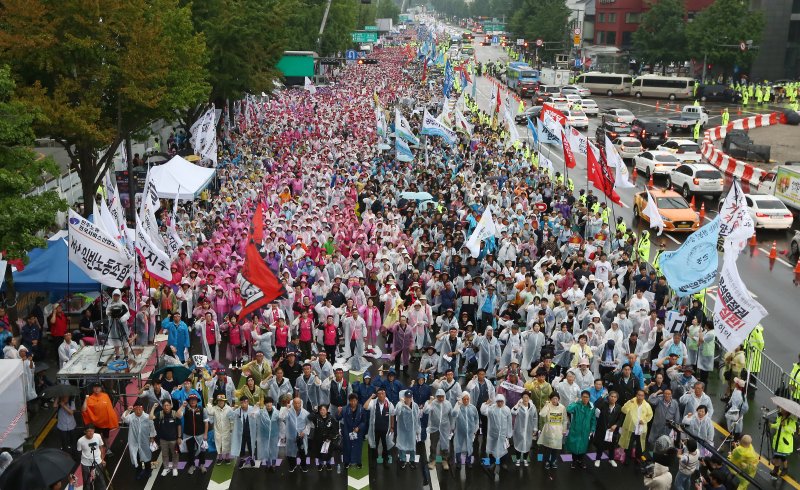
[252,204,265,243]
[540,103,566,126]
[421,61,427,82]
[561,129,577,169]
[237,240,285,319]
[495,86,502,114]
[588,144,622,205]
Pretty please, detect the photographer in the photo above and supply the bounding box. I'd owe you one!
[76,425,106,490]
[643,461,672,490]
[105,289,131,359]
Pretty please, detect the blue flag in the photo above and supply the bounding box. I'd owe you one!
[395,136,414,161]
[527,117,539,146]
[658,216,721,297]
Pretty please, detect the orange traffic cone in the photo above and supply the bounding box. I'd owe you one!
[794,258,800,274]
[699,202,706,221]
[647,173,654,188]
[690,195,696,210]
[769,241,777,260]
[737,108,742,115]
[748,233,757,247]
[632,167,638,182]
[656,101,660,111]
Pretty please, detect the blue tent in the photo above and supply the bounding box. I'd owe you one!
[12,236,99,295]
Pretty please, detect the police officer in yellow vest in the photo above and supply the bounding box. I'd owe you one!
[788,354,800,402]
[721,108,730,126]
[744,324,764,390]
[637,230,651,264]
[693,120,702,143]
[770,408,797,479]
[616,216,627,234]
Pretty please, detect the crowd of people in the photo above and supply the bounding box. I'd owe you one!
[4,23,797,490]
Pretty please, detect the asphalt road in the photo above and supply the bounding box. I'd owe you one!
[472,43,800,380]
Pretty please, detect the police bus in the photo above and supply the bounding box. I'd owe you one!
[630,74,694,100]
[573,72,633,96]
[505,63,539,92]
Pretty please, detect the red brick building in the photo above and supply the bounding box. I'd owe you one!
[593,0,715,48]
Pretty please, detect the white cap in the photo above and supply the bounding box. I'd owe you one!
[112,289,122,296]
[495,394,506,403]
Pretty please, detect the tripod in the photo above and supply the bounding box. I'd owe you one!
[97,318,136,367]
[85,444,109,490]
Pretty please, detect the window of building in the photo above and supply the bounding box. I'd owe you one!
[793,0,800,14]
[607,13,617,23]
[622,31,633,47]
[607,31,617,45]
[625,12,641,23]
[597,31,605,44]
[598,13,605,23]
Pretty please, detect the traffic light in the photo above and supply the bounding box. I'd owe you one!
[524,42,529,48]
[358,58,378,65]
[707,64,712,70]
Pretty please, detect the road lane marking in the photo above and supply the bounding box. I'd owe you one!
[757,248,793,267]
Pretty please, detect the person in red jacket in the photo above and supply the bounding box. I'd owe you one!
[319,314,339,360]
[48,303,69,344]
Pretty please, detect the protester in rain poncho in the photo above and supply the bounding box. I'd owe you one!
[480,394,514,465]
[121,402,156,478]
[510,390,539,466]
[393,390,421,467]
[257,397,282,469]
[451,391,480,465]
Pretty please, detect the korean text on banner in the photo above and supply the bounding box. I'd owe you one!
[713,254,768,352]
[67,209,132,288]
[658,217,721,296]
[465,208,498,258]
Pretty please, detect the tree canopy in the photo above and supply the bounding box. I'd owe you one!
[0,0,210,213]
[686,0,764,71]
[0,65,67,259]
[632,0,688,74]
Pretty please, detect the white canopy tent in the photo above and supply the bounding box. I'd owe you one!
[149,155,216,200]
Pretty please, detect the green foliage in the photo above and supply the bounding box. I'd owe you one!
[0,0,210,211]
[632,0,688,74]
[0,66,67,259]
[185,0,298,103]
[375,0,401,24]
[686,0,764,69]
[509,0,570,50]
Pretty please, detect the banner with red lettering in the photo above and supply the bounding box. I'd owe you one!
[237,240,286,319]
[713,253,768,352]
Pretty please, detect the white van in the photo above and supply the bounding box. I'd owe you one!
[574,72,633,96]
[630,75,694,100]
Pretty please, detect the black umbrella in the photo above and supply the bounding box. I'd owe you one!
[42,384,80,399]
[34,361,50,374]
[150,364,192,384]
[0,448,78,489]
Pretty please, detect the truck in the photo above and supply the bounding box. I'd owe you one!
[666,105,709,133]
[538,67,571,86]
[757,163,800,213]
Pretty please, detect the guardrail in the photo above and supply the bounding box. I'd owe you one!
[29,170,83,206]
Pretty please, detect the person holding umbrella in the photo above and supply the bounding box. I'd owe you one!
[56,395,77,452]
[769,405,798,479]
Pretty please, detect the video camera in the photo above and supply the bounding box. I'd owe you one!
[108,304,127,319]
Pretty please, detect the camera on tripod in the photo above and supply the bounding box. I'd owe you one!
[108,305,127,319]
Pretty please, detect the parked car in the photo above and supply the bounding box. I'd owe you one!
[600,108,636,124]
[563,93,582,107]
[544,96,570,112]
[515,105,543,125]
[612,137,644,160]
[697,84,743,103]
[561,84,591,97]
[580,99,599,116]
[656,139,702,162]
[744,194,794,229]
[665,163,724,199]
[634,150,681,178]
[630,118,669,149]
[534,85,562,105]
[633,189,700,232]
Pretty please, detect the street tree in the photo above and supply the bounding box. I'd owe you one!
[686,0,764,73]
[632,0,688,75]
[509,0,570,56]
[0,65,68,262]
[0,0,209,214]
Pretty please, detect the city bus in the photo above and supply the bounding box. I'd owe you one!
[574,72,633,96]
[505,63,539,92]
[460,44,475,56]
[630,74,694,100]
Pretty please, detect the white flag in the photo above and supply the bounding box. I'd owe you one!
[304,76,317,94]
[713,252,768,352]
[604,135,625,168]
[421,109,457,145]
[614,162,635,189]
[540,156,555,176]
[455,109,474,137]
[540,113,563,145]
[465,208,498,258]
[642,190,666,235]
[134,214,173,282]
[190,106,218,165]
[67,209,133,288]
[718,180,755,253]
[566,126,588,155]
[504,109,521,149]
[395,108,420,145]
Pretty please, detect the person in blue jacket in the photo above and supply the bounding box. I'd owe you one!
[376,368,404,404]
[161,312,190,362]
[353,373,377,404]
[410,373,432,441]
[341,393,368,468]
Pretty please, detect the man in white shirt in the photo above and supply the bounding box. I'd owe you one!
[76,425,106,490]
[58,331,80,368]
[593,253,613,284]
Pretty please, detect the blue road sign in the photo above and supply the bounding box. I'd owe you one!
[346,50,357,60]
[492,36,498,44]
[358,51,367,59]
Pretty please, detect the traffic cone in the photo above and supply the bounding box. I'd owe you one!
[656,101,660,111]
[737,107,742,115]
[690,195,696,211]
[794,258,800,274]
[748,233,757,248]
[632,167,638,182]
[648,173,654,188]
[699,202,706,221]
[769,241,777,260]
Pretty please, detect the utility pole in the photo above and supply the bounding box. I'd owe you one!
[317,0,334,52]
